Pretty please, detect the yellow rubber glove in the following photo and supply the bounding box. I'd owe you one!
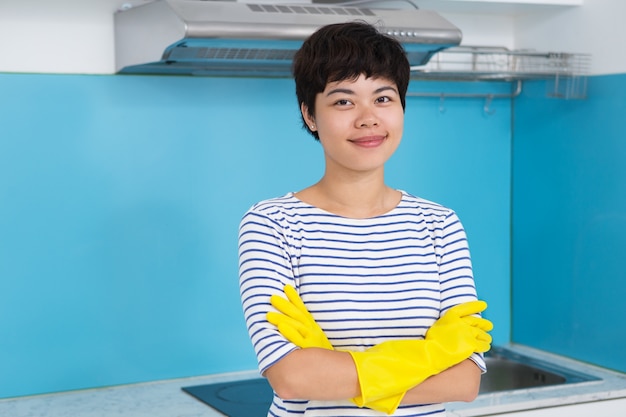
[350,301,493,414]
[427,302,493,349]
[267,286,492,415]
[266,285,333,350]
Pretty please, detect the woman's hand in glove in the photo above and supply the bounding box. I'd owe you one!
[267,285,334,350]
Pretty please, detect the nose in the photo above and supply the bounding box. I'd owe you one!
[356,106,379,128]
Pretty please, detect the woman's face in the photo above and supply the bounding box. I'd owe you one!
[302,74,404,176]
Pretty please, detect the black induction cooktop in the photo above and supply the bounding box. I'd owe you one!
[182,378,273,417]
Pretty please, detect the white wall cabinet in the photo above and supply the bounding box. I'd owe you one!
[416,0,583,14]
[434,0,583,5]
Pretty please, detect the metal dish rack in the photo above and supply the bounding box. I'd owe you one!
[409,46,591,101]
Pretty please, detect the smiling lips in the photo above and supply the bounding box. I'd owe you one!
[349,135,386,148]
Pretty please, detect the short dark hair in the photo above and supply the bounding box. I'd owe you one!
[292,21,410,140]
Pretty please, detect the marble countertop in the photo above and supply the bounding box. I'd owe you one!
[2,344,625,417]
[0,370,261,417]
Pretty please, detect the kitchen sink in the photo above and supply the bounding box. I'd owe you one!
[480,346,601,393]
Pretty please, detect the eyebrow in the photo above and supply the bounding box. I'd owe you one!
[325,85,398,96]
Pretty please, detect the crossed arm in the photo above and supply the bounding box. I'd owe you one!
[264,285,492,413]
[265,347,481,404]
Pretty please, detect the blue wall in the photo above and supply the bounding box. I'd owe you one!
[0,74,510,398]
[512,74,626,372]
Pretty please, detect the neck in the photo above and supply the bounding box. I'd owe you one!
[297,169,400,219]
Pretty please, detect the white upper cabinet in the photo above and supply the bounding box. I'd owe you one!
[414,0,583,15]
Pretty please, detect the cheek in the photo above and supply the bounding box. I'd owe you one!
[390,112,405,135]
[317,114,348,134]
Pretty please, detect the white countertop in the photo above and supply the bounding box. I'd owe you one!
[2,344,625,417]
[0,370,261,417]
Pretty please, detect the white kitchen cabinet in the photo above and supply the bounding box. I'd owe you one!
[415,0,582,15]
[446,0,581,5]
[420,0,582,6]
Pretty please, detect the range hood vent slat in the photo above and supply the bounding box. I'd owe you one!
[246,4,375,16]
[166,45,296,62]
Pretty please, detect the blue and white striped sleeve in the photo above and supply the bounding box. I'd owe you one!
[238,206,298,375]
[438,210,487,373]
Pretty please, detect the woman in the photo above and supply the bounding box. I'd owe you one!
[239,21,492,417]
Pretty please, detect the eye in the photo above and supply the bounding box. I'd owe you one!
[334,98,353,106]
[376,96,392,104]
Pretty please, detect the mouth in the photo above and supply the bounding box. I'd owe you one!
[349,135,386,148]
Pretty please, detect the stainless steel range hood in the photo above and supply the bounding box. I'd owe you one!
[114,0,462,76]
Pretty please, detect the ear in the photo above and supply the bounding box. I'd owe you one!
[300,103,317,132]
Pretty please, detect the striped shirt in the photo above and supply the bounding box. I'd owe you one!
[239,191,485,417]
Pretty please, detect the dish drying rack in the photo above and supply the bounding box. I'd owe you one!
[408,46,591,103]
